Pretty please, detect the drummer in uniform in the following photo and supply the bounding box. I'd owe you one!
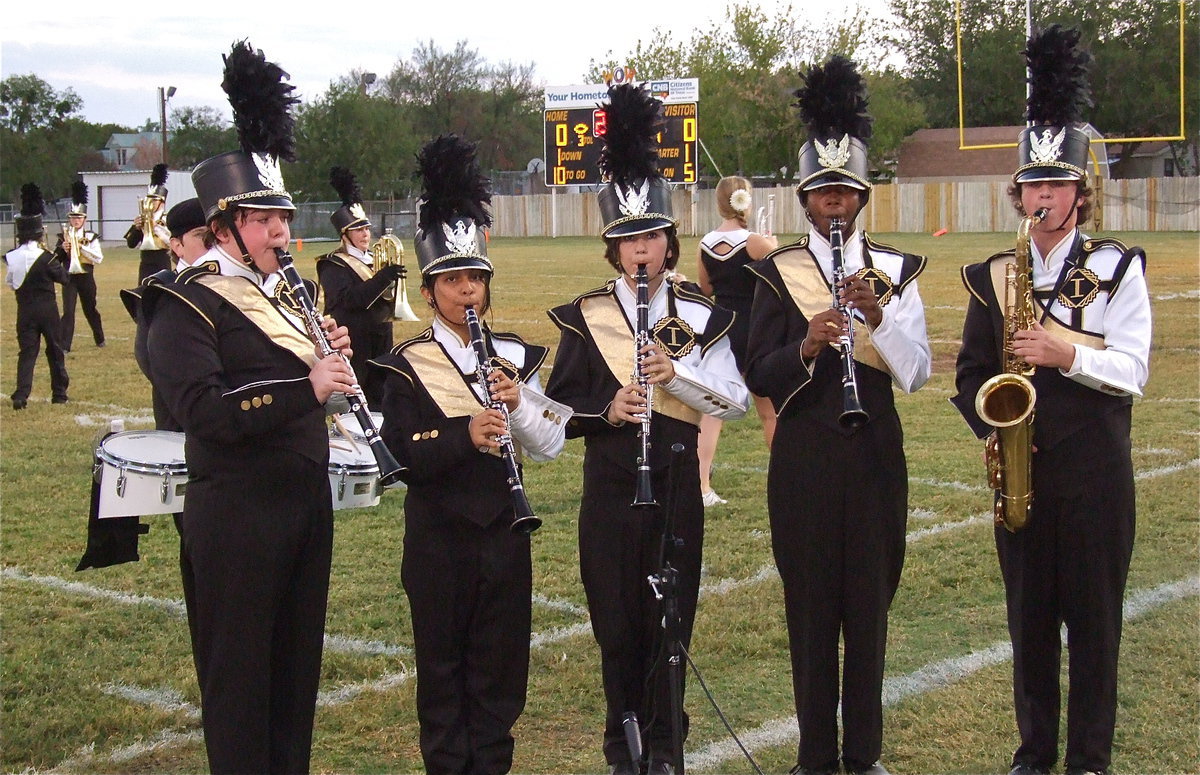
[5,183,69,409]
[317,166,405,406]
[143,41,354,774]
[370,134,570,774]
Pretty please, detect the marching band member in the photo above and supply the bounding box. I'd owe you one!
[743,57,930,775]
[125,163,174,281]
[695,174,779,505]
[143,41,353,774]
[5,183,69,409]
[317,166,404,406]
[55,180,105,352]
[370,134,569,775]
[951,27,1151,775]
[545,83,747,775]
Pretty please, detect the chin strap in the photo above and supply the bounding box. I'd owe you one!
[220,209,268,277]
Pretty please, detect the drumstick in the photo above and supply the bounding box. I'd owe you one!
[330,414,362,454]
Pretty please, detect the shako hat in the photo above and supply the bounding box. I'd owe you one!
[794,55,873,196]
[15,183,46,243]
[1014,24,1093,184]
[329,166,371,235]
[192,40,298,221]
[147,164,169,199]
[67,180,88,217]
[166,198,206,239]
[413,134,493,277]
[596,83,676,238]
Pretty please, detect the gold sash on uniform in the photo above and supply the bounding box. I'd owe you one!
[988,258,1105,350]
[578,291,702,427]
[331,251,374,283]
[194,274,318,367]
[404,339,510,458]
[774,250,891,375]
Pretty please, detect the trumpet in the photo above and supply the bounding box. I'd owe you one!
[829,218,868,430]
[974,207,1047,532]
[273,247,407,488]
[135,196,167,251]
[464,306,541,535]
[371,229,419,321]
[631,264,657,508]
[61,223,84,274]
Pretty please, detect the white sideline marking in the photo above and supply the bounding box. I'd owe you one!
[0,567,412,658]
[686,575,1200,771]
[100,682,200,720]
[1154,290,1200,301]
[74,413,155,428]
[1136,458,1199,480]
[51,728,204,772]
[532,593,589,617]
[317,667,418,707]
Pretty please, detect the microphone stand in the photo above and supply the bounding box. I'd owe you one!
[648,442,688,775]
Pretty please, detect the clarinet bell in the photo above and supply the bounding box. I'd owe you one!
[510,512,542,536]
[632,467,657,508]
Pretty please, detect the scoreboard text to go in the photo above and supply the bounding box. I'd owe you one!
[543,103,698,186]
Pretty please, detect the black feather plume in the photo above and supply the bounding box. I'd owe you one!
[597,84,664,187]
[70,180,88,207]
[150,163,168,187]
[221,40,298,163]
[793,55,872,141]
[1024,24,1092,126]
[329,166,363,206]
[415,135,492,232]
[20,183,45,218]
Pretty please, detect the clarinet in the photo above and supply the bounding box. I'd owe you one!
[631,264,657,508]
[273,247,407,487]
[828,219,869,430]
[464,306,542,535]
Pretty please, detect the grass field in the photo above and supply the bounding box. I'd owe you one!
[1,230,1197,774]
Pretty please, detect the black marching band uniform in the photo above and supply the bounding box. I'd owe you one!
[125,163,174,281]
[317,166,404,406]
[545,84,748,773]
[744,58,930,775]
[143,42,336,774]
[56,180,105,351]
[370,135,569,774]
[5,183,69,409]
[951,27,1151,775]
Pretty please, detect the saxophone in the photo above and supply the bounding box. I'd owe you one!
[62,224,84,274]
[974,207,1047,532]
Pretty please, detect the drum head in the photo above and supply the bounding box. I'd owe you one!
[98,431,186,470]
[328,441,379,473]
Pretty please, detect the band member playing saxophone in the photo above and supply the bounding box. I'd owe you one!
[143,42,354,774]
[545,83,747,775]
[317,166,406,406]
[743,57,929,775]
[952,27,1150,775]
[124,164,173,281]
[370,135,569,775]
[55,180,105,351]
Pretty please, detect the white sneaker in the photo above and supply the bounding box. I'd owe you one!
[702,489,727,507]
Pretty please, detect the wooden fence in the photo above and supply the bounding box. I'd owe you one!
[487,177,1200,237]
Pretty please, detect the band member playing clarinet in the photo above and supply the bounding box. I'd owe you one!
[370,135,569,775]
[143,42,354,775]
[952,28,1150,775]
[744,57,930,775]
[545,83,747,775]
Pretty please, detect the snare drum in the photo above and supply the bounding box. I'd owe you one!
[95,431,188,518]
[328,439,381,510]
[331,411,385,444]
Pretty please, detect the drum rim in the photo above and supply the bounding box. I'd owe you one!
[97,431,187,474]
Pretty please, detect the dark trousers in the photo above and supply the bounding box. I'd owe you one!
[180,452,333,775]
[350,323,393,409]
[402,503,532,775]
[60,270,104,350]
[579,449,704,765]
[138,250,171,283]
[997,417,1135,774]
[768,413,908,770]
[12,300,69,404]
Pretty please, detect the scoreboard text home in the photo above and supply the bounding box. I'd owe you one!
[542,79,700,187]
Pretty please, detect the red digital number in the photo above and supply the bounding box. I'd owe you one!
[592,109,607,137]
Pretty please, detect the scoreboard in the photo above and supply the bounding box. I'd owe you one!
[543,79,699,187]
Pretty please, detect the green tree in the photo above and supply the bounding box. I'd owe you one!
[0,74,83,133]
[168,106,235,170]
[0,118,121,204]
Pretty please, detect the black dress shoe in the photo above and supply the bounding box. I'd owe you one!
[608,761,638,775]
[96,340,106,348]
[12,399,26,410]
[1009,765,1051,775]
[51,396,68,404]
[846,762,890,775]
[1065,769,1107,775]
[790,763,840,775]
[647,759,673,775]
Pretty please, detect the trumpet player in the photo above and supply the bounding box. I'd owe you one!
[317,166,405,406]
[370,135,569,775]
[951,27,1150,775]
[545,84,746,775]
[54,180,105,352]
[743,57,929,775]
[124,164,172,281]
